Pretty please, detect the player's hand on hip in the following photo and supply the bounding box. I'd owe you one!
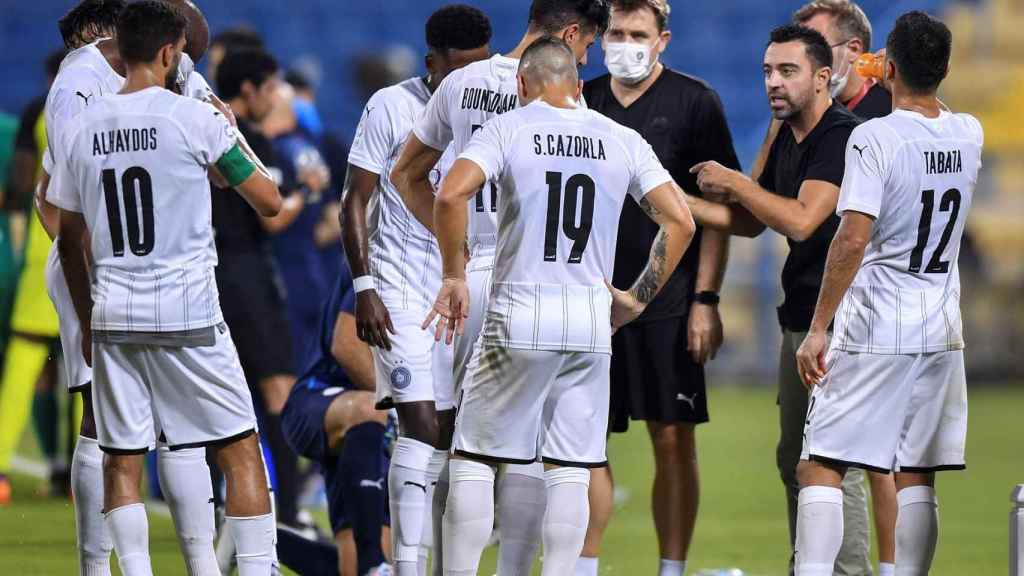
[688,302,723,364]
[356,290,396,350]
[422,277,469,345]
[690,161,736,204]
[796,330,829,388]
[606,279,644,334]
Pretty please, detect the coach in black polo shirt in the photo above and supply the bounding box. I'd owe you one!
[688,25,866,575]
[581,1,739,574]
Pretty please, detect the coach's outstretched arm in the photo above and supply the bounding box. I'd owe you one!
[422,157,485,344]
[611,182,697,330]
[390,135,444,234]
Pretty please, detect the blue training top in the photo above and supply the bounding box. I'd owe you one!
[297,260,356,391]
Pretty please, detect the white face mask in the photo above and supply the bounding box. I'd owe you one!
[830,45,851,98]
[604,41,657,85]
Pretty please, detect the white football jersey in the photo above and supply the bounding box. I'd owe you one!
[49,87,238,333]
[460,100,671,354]
[349,77,451,312]
[414,54,522,256]
[833,109,983,354]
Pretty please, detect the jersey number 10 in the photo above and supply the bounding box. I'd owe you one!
[909,188,961,274]
[102,166,155,257]
[544,171,595,264]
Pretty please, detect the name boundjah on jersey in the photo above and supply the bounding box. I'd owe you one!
[460,87,518,115]
[93,127,159,156]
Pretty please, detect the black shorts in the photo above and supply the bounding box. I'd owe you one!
[216,251,295,385]
[609,315,709,433]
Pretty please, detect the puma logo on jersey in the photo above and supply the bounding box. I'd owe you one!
[76,91,94,106]
[852,144,868,158]
[676,392,698,411]
[360,478,385,490]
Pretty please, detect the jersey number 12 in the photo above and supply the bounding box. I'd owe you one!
[909,188,961,274]
[544,171,595,264]
[102,166,155,257]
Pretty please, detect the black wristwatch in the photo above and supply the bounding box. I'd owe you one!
[694,291,720,306]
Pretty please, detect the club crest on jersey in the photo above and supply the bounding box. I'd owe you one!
[390,366,413,390]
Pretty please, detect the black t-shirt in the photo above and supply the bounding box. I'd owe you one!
[758,102,861,331]
[583,68,741,322]
[211,120,274,254]
[848,82,892,121]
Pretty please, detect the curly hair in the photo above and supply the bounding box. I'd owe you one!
[58,0,126,49]
[426,4,493,53]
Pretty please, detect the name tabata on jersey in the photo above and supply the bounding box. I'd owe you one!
[533,133,607,160]
[460,88,518,114]
[924,149,962,175]
[92,127,158,156]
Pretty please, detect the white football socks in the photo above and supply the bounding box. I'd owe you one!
[72,436,113,576]
[431,459,450,576]
[390,437,434,576]
[541,467,590,576]
[497,462,546,575]
[226,512,276,575]
[895,486,938,576]
[443,459,496,576]
[420,449,447,576]
[879,562,896,576]
[574,555,599,576]
[795,486,843,576]
[105,503,153,576]
[659,558,687,576]
[157,446,219,576]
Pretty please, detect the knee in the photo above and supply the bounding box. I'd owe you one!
[650,424,695,464]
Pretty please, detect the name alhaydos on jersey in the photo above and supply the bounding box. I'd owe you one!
[93,127,158,156]
[924,149,962,175]
[533,133,607,161]
[460,87,518,114]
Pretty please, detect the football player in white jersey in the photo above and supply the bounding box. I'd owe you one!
[49,3,282,575]
[390,2,610,573]
[427,38,695,576]
[39,2,236,575]
[794,12,980,575]
[340,6,491,575]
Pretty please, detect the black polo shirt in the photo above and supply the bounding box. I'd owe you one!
[211,120,273,254]
[848,82,892,120]
[583,68,741,323]
[758,102,861,331]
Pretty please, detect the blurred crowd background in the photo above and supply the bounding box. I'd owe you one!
[0,0,1019,393]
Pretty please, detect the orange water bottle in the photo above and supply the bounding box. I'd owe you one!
[854,52,885,80]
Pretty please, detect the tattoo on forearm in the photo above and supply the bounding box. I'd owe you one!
[632,229,668,304]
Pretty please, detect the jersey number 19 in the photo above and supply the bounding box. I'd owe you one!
[544,171,595,264]
[102,166,155,257]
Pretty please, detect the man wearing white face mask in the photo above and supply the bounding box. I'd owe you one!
[581,2,739,575]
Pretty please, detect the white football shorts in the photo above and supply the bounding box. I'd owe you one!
[373,308,456,411]
[43,246,91,392]
[92,322,258,453]
[453,343,610,467]
[801,348,967,473]
[452,255,493,398]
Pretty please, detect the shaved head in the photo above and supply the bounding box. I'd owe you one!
[518,36,579,88]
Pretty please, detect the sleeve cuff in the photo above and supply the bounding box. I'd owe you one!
[456,151,492,181]
[47,194,81,213]
[412,124,448,153]
[346,154,383,177]
[837,201,880,218]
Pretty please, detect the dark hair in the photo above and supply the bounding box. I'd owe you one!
[216,48,279,100]
[58,0,126,49]
[768,24,833,70]
[794,0,872,49]
[529,0,611,36]
[610,0,670,32]
[211,26,264,53]
[116,1,187,65]
[426,4,492,53]
[45,49,69,79]
[519,35,579,83]
[886,11,951,94]
[284,69,312,91]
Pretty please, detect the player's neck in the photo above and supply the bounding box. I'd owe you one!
[788,94,832,143]
[228,98,251,121]
[97,38,126,77]
[893,86,942,119]
[119,65,166,95]
[610,62,664,108]
[508,30,545,60]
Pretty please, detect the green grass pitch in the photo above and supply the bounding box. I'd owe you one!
[1,385,1018,574]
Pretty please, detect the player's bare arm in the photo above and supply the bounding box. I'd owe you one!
[689,228,728,364]
[612,182,696,330]
[221,132,283,217]
[796,210,873,387]
[390,134,444,233]
[331,310,376,392]
[678,180,765,237]
[33,171,61,241]
[693,160,838,242]
[341,162,396,350]
[424,157,484,344]
[56,209,93,365]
